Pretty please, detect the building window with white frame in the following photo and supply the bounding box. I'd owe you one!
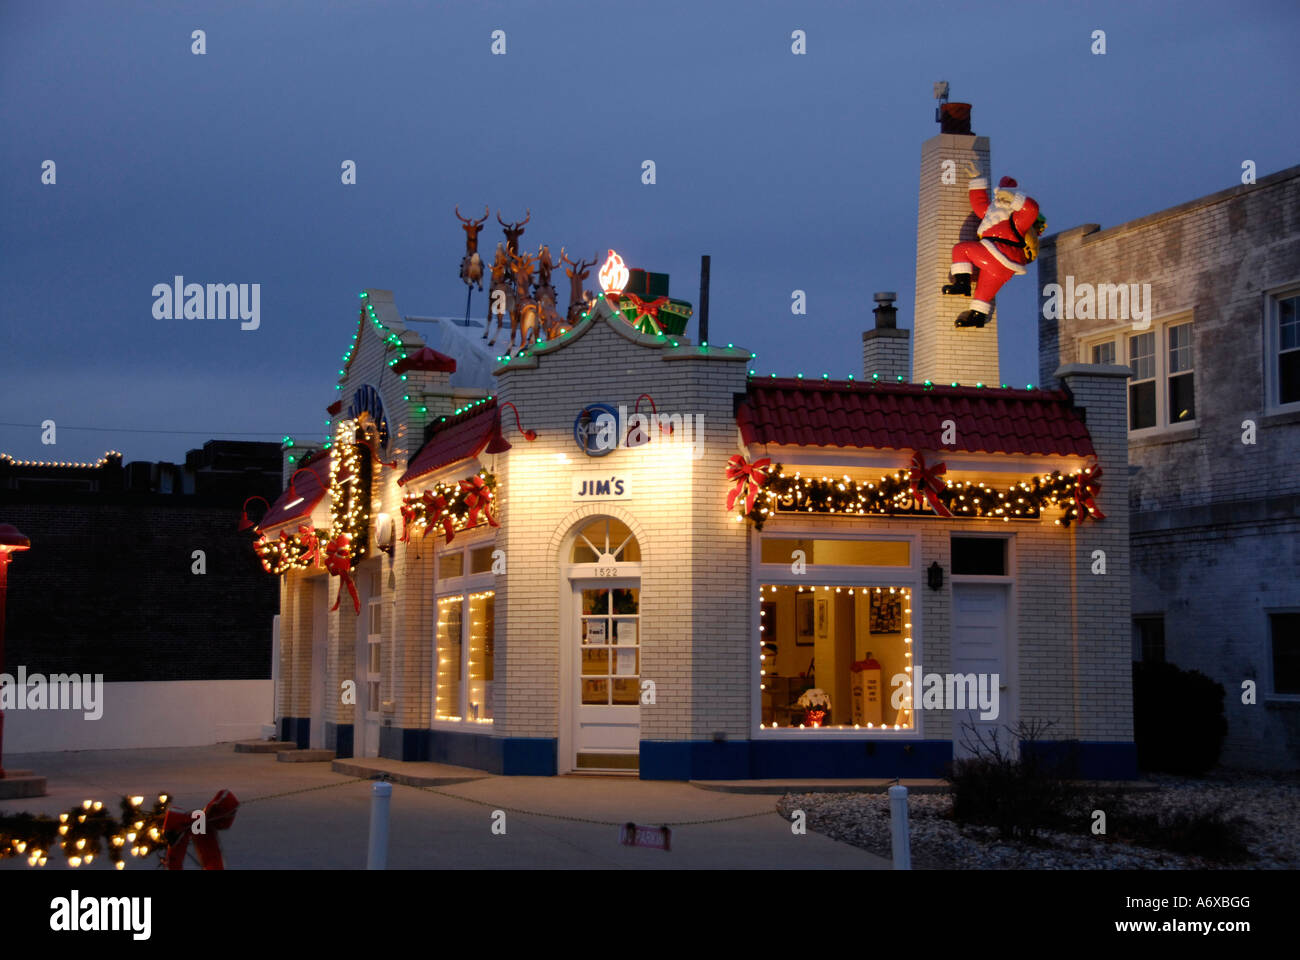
[434,541,496,723]
[1271,291,1300,408]
[1084,318,1194,432]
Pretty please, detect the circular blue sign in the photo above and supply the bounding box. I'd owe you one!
[574,403,619,457]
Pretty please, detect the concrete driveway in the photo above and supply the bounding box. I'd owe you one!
[0,745,890,869]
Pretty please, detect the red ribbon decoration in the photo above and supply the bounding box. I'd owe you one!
[725,455,772,516]
[296,524,320,566]
[908,452,954,517]
[399,498,417,543]
[1074,466,1106,522]
[324,533,359,613]
[163,789,239,870]
[421,491,455,541]
[460,476,499,528]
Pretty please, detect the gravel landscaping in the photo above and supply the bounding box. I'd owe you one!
[777,773,1300,869]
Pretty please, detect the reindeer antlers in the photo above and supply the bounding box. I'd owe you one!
[456,204,489,225]
[497,208,531,229]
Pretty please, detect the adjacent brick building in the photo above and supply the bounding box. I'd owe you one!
[1038,163,1300,770]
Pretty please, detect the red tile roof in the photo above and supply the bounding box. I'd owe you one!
[398,400,499,486]
[737,379,1095,458]
[258,454,330,530]
[393,346,457,375]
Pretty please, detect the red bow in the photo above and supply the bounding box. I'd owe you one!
[399,499,416,543]
[296,524,320,566]
[460,476,499,528]
[163,789,239,870]
[324,534,359,613]
[726,455,772,516]
[1074,466,1106,522]
[909,452,953,517]
[422,491,456,541]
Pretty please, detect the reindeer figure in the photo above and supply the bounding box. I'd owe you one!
[455,205,490,291]
[508,251,541,353]
[536,283,563,339]
[484,243,513,345]
[536,244,562,287]
[561,252,600,326]
[497,209,531,256]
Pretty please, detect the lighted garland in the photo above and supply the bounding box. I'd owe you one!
[731,458,1103,531]
[254,524,324,574]
[0,795,171,869]
[400,471,499,543]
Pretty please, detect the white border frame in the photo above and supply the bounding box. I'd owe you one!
[948,531,1019,741]
[750,524,923,740]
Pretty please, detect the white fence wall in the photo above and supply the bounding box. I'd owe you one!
[4,680,272,753]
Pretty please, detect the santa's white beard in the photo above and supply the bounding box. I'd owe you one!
[979,197,1018,233]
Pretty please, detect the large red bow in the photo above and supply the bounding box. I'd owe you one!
[726,455,772,516]
[908,452,953,518]
[163,789,239,870]
[460,476,499,528]
[324,533,359,613]
[422,491,456,541]
[1074,466,1106,522]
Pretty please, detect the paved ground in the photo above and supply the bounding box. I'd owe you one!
[0,745,890,870]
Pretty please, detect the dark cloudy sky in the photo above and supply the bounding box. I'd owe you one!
[3,0,1297,465]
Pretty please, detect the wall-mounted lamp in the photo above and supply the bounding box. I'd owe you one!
[927,561,944,591]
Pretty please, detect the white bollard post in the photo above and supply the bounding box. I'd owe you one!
[367,780,392,870]
[888,783,911,870]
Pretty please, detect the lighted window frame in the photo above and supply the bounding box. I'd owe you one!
[1084,320,1195,432]
[756,583,915,733]
[433,538,496,724]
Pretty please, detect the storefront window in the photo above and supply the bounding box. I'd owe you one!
[758,584,914,730]
[434,538,496,725]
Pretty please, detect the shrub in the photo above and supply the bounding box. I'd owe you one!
[948,720,1081,840]
[1132,661,1227,775]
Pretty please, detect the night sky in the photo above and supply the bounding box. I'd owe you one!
[3,0,1297,465]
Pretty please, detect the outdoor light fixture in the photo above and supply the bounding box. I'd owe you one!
[238,495,270,532]
[927,561,944,591]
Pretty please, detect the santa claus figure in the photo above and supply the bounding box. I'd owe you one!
[943,160,1046,327]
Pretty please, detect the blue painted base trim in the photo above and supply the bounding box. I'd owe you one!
[1021,740,1138,780]
[380,726,431,761]
[424,728,556,775]
[640,739,954,780]
[639,739,1139,780]
[277,717,310,750]
[325,722,354,759]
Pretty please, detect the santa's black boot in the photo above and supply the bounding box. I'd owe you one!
[942,273,973,296]
[955,309,990,328]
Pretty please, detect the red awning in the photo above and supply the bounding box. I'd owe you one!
[393,346,457,375]
[398,401,499,486]
[737,379,1095,458]
[258,455,330,530]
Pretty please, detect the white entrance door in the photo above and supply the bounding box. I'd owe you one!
[950,583,1012,759]
[310,579,328,749]
[572,580,641,771]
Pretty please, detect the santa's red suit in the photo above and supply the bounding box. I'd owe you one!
[949,175,1040,317]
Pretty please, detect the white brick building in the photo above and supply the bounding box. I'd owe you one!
[254,105,1136,779]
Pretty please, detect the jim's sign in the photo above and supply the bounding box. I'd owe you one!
[572,402,705,459]
[573,475,629,501]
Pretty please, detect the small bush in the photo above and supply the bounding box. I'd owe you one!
[1132,661,1227,775]
[949,720,1081,840]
